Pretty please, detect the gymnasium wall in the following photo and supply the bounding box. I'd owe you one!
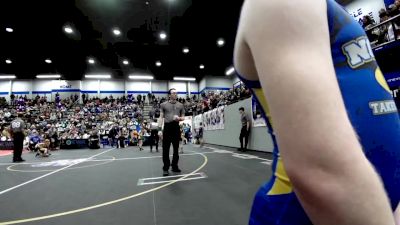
[0,79,202,102]
[201,76,232,93]
[203,97,274,153]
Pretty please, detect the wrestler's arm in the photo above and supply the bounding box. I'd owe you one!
[395,203,400,225]
[234,0,394,224]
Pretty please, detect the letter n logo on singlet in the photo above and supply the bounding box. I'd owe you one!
[342,37,375,69]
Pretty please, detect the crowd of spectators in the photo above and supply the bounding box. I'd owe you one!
[363,0,400,46]
[0,83,252,150]
[148,84,252,117]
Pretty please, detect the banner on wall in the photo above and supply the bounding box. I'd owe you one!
[252,97,267,127]
[52,80,79,90]
[200,106,225,131]
[385,72,400,90]
[194,114,203,129]
[0,141,13,150]
[344,0,386,26]
[214,106,225,130]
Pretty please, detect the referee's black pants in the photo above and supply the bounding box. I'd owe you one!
[13,132,24,161]
[162,122,180,171]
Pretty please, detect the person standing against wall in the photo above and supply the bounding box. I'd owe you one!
[238,107,250,152]
[158,88,185,176]
[10,113,26,162]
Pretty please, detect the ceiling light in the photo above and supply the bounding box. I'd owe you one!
[145,1,149,5]
[155,61,162,67]
[199,64,204,69]
[6,28,13,33]
[217,38,225,47]
[85,74,111,79]
[159,32,167,40]
[129,75,154,80]
[183,47,189,54]
[225,66,235,76]
[0,75,16,79]
[45,59,52,64]
[36,74,61,79]
[5,59,12,64]
[173,77,196,81]
[88,58,95,64]
[64,26,73,34]
[113,28,121,36]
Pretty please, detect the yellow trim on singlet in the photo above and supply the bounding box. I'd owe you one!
[375,67,391,94]
[252,88,273,128]
[268,157,293,195]
[251,88,293,195]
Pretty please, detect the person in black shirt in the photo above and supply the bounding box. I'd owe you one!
[238,107,250,152]
[10,113,26,162]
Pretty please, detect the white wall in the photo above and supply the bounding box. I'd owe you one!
[32,80,53,92]
[51,80,80,90]
[12,80,31,98]
[205,76,232,89]
[99,80,124,91]
[0,81,11,101]
[199,78,206,93]
[232,75,241,87]
[99,80,125,98]
[32,80,53,100]
[345,0,386,24]
[168,81,187,98]
[0,79,205,102]
[81,80,98,92]
[189,82,199,95]
[126,81,151,101]
[51,80,81,101]
[151,81,168,98]
[80,79,99,101]
[126,81,151,93]
[200,76,232,93]
[81,80,99,99]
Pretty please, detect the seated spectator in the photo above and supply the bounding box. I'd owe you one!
[389,3,400,38]
[379,11,396,42]
[395,0,400,14]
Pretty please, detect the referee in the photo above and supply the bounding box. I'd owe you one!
[10,113,26,162]
[158,88,185,176]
